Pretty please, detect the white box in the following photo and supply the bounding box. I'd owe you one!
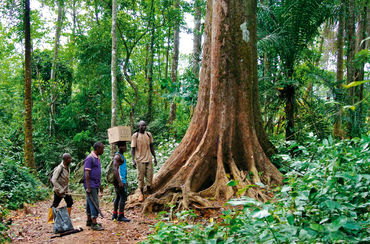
[108,126,132,144]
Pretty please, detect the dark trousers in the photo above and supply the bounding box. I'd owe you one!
[113,183,127,214]
[51,192,73,208]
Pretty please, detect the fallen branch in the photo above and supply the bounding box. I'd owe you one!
[51,227,83,239]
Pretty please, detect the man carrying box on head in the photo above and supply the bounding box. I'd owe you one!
[131,120,157,202]
[112,141,130,222]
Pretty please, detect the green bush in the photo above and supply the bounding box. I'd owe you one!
[0,157,49,243]
[144,136,370,243]
[0,158,49,210]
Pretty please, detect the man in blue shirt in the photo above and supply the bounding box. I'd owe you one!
[112,141,130,222]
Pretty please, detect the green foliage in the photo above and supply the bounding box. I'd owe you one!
[145,136,370,243]
[0,157,49,243]
[0,204,10,243]
[0,158,49,210]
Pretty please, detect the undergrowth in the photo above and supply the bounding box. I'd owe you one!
[0,156,49,242]
[144,135,370,243]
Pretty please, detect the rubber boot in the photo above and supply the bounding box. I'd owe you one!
[67,207,72,217]
[117,213,130,222]
[47,208,54,224]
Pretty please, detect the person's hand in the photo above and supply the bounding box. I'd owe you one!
[119,182,124,189]
[154,157,157,167]
[86,188,91,194]
[132,160,137,169]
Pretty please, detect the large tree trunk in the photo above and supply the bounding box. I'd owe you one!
[24,0,35,170]
[169,0,180,124]
[128,0,283,212]
[111,0,118,129]
[333,0,345,138]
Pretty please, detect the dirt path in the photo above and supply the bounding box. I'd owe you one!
[7,194,157,243]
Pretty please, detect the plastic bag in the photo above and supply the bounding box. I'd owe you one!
[53,206,74,234]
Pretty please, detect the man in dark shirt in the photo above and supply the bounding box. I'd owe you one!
[84,142,104,231]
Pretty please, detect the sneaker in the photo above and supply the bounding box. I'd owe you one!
[86,219,92,226]
[117,215,130,222]
[112,213,118,220]
[91,223,104,231]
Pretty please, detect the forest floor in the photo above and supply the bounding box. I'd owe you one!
[7,194,158,243]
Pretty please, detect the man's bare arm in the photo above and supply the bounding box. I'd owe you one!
[113,155,124,188]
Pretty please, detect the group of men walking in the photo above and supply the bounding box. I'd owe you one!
[48,120,157,231]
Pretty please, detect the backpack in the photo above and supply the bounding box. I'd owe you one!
[134,130,152,140]
[53,206,74,234]
[48,164,63,187]
[75,154,94,184]
[105,153,125,184]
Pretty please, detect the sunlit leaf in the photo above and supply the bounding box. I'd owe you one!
[342,80,369,88]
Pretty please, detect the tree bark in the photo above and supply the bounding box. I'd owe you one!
[345,0,357,137]
[191,0,202,77]
[94,0,100,25]
[333,0,345,138]
[128,0,283,212]
[284,83,295,141]
[164,26,171,111]
[165,27,171,81]
[147,0,155,124]
[147,27,155,124]
[24,0,35,170]
[351,2,367,137]
[169,0,180,124]
[111,0,118,129]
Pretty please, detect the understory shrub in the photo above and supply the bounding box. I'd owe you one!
[144,136,370,243]
[0,157,49,242]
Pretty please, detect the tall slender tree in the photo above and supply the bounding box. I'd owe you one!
[191,0,203,77]
[351,1,368,137]
[49,0,65,136]
[333,0,345,138]
[169,0,180,125]
[111,0,118,131]
[345,0,357,137]
[24,0,35,170]
[147,0,156,124]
